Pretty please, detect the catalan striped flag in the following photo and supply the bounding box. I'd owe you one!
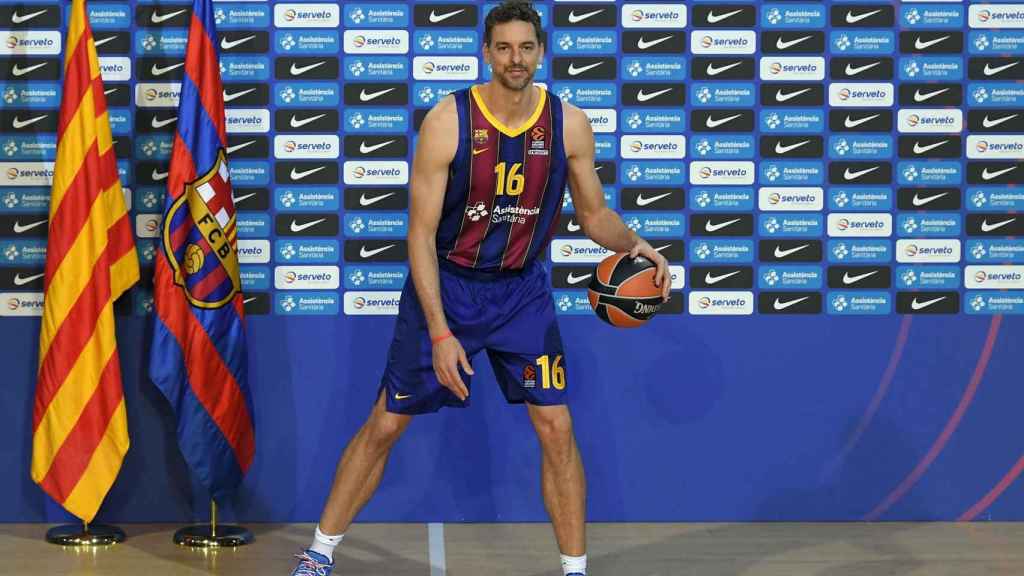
[149,0,255,501]
[30,0,139,522]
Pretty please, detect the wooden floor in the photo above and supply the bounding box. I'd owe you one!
[3,522,1024,575]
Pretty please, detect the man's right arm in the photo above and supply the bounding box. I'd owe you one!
[407,95,473,400]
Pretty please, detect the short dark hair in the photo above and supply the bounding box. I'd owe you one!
[483,1,544,46]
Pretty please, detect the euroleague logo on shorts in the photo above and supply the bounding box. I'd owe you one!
[522,365,537,388]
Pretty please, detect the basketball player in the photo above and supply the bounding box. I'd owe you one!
[290,2,669,575]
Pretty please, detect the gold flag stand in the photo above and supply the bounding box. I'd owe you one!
[46,521,125,546]
[174,500,253,547]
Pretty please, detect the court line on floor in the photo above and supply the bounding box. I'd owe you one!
[428,522,446,576]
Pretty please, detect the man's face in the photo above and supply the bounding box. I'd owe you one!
[484,20,543,91]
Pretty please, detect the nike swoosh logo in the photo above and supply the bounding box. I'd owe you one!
[359,140,395,154]
[774,244,808,258]
[844,114,879,128]
[775,140,809,154]
[985,61,1019,76]
[394,392,412,400]
[707,9,743,23]
[774,296,809,310]
[843,166,880,180]
[290,166,326,180]
[706,61,742,76]
[12,219,46,233]
[11,115,47,129]
[224,88,256,103]
[290,218,327,233]
[227,140,256,154]
[151,62,184,76]
[912,140,947,154]
[913,88,949,103]
[636,192,672,207]
[653,244,671,253]
[912,191,948,206]
[221,35,255,50]
[982,114,1018,128]
[705,218,741,232]
[359,192,395,206]
[637,35,673,50]
[151,115,177,128]
[568,61,603,76]
[472,148,489,156]
[705,270,741,285]
[290,61,326,76]
[706,113,742,128]
[568,9,604,24]
[636,88,672,102]
[981,218,1016,232]
[845,61,881,76]
[776,35,812,50]
[11,62,46,77]
[93,35,117,48]
[13,272,44,285]
[11,9,47,24]
[104,87,118,96]
[429,9,464,23]
[152,169,168,181]
[911,296,946,311]
[566,272,592,285]
[360,244,395,258]
[982,166,1016,181]
[290,113,326,128]
[845,9,881,24]
[243,296,258,305]
[842,270,879,285]
[567,220,581,232]
[914,35,949,50]
[359,88,395,102]
[775,88,811,102]
[232,192,257,205]
[151,9,187,24]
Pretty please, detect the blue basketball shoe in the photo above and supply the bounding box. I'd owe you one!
[290,550,333,576]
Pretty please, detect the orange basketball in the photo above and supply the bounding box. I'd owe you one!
[587,253,663,327]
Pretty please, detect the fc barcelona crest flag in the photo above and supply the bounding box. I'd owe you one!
[149,0,255,501]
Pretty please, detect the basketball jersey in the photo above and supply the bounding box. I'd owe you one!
[436,85,568,272]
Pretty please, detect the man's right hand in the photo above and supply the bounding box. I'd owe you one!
[432,335,474,401]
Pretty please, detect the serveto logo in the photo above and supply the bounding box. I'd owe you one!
[1,162,53,186]
[343,161,408,185]
[760,57,825,80]
[237,239,271,264]
[690,161,755,185]
[0,291,43,316]
[98,57,131,82]
[225,109,270,134]
[623,4,687,28]
[898,109,963,133]
[344,30,409,54]
[135,83,181,108]
[274,265,340,290]
[967,135,1024,159]
[829,83,894,107]
[620,135,686,159]
[691,31,756,55]
[759,187,823,211]
[965,265,1024,288]
[412,56,477,80]
[0,31,60,56]
[688,290,754,315]
[970,5,1024,29]
[551,239,613,263]
[274,135,340,159]
[896,239,961,263]
[827,213,893,237]
[585,109,618,133]
[344,290,400,315]
[275,4,341,28]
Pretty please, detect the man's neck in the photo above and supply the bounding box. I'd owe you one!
[478,81,537,127]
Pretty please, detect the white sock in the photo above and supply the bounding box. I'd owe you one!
[309,525,344,561]
[561,553,587,575]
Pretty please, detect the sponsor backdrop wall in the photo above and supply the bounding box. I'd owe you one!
[2,0,1024,523]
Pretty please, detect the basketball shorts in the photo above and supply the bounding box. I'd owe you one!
[380,259,568,415]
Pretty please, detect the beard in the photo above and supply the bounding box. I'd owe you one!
[494,66,534,91]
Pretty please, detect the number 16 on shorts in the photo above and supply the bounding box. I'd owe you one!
[523,354,565,390]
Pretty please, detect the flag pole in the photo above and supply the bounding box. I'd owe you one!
[173,500,253,547]
[45,520,125,546]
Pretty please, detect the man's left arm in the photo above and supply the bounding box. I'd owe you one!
[563,104,670,301]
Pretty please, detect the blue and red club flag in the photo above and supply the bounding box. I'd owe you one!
[149,0,255,501]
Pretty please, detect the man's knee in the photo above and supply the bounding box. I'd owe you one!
[365,394,412,449]
[529,405,575,448]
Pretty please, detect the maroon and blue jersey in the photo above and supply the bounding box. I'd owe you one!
[437,86,568,272]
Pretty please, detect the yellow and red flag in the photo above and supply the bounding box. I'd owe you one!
[30,0,139,522]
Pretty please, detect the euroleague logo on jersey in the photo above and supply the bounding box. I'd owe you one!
[529,125,548,155]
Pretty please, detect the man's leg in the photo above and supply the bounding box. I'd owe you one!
[319,390,413,534]
[527,403,587,566]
